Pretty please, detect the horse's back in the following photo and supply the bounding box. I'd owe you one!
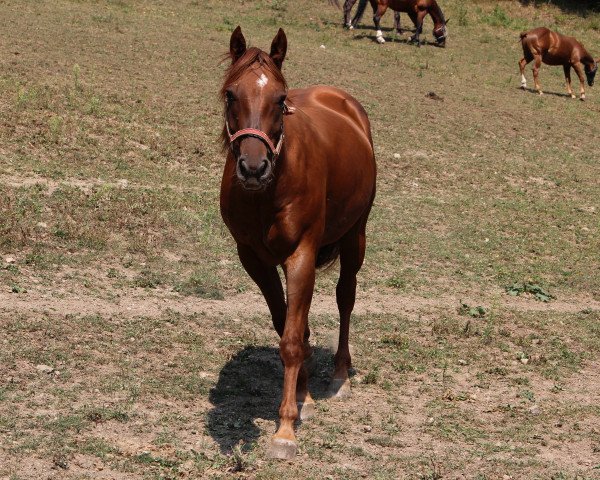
[287,85,373,146]
[285,85,376,244]
[521,27,582,64]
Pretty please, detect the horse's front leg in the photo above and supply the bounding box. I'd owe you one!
[573,62,586,100]
[344,0,358,28]
[394,11,402,34]
[563,64,576,99]
[268,244,317,460]
[237,244,286,336]
[410,11,426,46]
[532,55,543,94]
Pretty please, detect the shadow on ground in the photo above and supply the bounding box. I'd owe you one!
[519,0,599,15]
[519,86,574,98]
[206,345,341,453]
[352,32,440,47]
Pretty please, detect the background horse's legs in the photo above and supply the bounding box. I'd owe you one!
[394,11,402,34]
[573,62,586,100]
[374,3,388,43]
[237,244,286,336]
[344,0,358,28]
[532,56,543,94]
[330,216,368,399]
[519,57,529,89]
[268,244,317,459]
[563,64,576,99]
[410,10,427,46]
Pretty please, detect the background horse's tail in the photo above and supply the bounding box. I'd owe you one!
[316,242,340,269]
[352,0,370,25]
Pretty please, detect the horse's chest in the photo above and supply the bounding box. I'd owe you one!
[225,208,300,264]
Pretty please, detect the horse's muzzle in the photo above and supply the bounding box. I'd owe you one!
[236,156,272,190]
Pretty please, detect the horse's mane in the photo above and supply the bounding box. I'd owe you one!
[220,47,288,151]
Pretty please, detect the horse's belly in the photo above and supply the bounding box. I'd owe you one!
[542,52,565,66]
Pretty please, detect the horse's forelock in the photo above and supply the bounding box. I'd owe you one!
[220,47,287,101]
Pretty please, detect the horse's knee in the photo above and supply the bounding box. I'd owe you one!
[279,338,304,366]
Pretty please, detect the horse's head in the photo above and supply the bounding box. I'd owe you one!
[585,61,598,87]
[221,27,288,191]
[433,18,449,47]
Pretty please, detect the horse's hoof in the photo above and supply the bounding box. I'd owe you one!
[538,91,544,96]
[580,96,586,101]
[348,24,354,30]
[376,36,385,44]
[298,400,317,421]
[520,84,527,90]
[329,378,352,400]
[267,438,297,460]
[571,94,576,99]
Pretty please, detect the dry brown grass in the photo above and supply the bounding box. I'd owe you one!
[1,0,599,478]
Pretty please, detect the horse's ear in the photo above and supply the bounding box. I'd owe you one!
[269,28,287,70]
[230,26,247,64]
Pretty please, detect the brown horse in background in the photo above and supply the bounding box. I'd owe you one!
[220,26,376,459]
[346,0,448,46]
[519,27,598,100]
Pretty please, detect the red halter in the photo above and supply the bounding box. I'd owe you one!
[225,120,284,159]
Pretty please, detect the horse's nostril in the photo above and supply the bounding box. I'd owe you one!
[257,160,269,177]
[239,159,250,177]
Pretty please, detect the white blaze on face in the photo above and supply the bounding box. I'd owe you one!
[257,73,269,89]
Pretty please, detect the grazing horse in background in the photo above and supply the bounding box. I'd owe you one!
[519,27,598,100]
[346,0,448,46]
[220,26,376,459]
[331,0,402,34]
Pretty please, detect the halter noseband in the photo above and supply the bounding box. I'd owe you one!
[433,24,447,42]
[225,121,284,159]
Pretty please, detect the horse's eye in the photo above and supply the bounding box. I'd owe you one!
[225,91,236,104]
[276,94,287,108]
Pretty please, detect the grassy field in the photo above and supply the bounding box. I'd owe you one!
[1,0,599,478]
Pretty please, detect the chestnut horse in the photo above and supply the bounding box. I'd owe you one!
[220,26,376,459]
[345,0,448,46]
[519,27,598,100]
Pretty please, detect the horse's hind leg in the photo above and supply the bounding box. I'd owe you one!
[344,0,358,28]
[330,215,369,399]
[374,4,388,44]
[564,65,576,99]
[519,57,530,89]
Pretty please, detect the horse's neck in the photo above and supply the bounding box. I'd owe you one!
[580,49,595,66]
[428,0,445,26]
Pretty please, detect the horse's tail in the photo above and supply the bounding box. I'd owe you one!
[352,0,370,25]
[316,242,340,269]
